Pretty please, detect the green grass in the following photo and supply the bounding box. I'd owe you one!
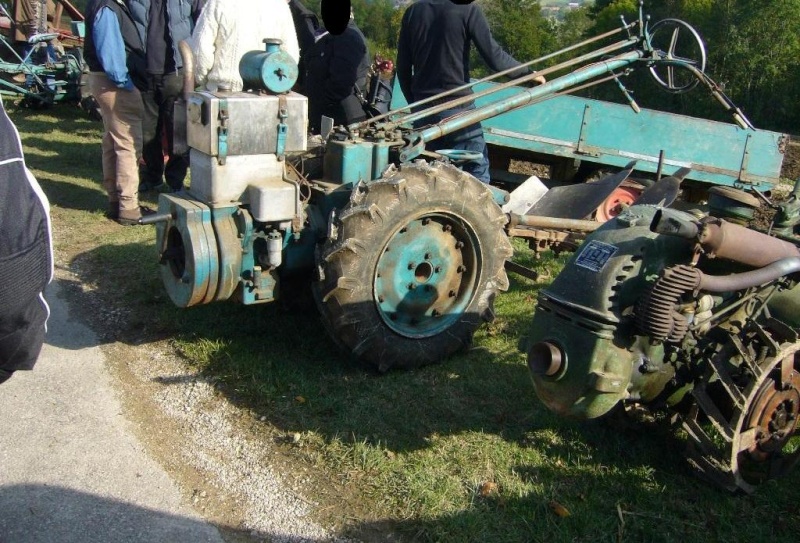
[11,102,800,542]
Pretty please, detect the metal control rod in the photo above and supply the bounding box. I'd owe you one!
[398,50,645,162]
[351,21,638,130]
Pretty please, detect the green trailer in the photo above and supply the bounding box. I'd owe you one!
[390,80,787,208]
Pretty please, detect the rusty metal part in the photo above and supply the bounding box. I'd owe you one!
[504,260,539,281]
[528,341,565,377]
[699,217,800,267]
[744,368,800,462]
[179,40,194,101]
[683,329,800,493]
[509,214,600,232]
[635,265,701,342]
[507,226,583,255]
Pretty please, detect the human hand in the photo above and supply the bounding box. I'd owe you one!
[531,72,546,85]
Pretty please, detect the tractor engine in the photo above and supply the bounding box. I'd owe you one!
[155,40,313,307]
[525,199,800,492]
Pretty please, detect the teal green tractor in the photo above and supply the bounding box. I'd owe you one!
[147,3,781,380]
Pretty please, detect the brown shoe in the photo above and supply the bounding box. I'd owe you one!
[105,202,119,220]
[116,206,155,226]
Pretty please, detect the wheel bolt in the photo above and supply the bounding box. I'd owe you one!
[455,241,464,249]
[443,224,452,232]
[422,218,431,225]
[457,265,466,273]
[432,309,441,317]
[435,266,441,273]
[378,295,385,303]
[424,253,431,260]
[408,262,415,270]
[449,290,456,297]
[408,283,416,290]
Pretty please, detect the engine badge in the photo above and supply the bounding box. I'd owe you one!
[575,240,618,272]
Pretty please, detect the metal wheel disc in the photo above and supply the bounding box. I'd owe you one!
[374,212,480,338]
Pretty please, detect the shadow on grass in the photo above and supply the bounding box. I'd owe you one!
[66,230,800,543]
[67,239,706,471]
[10,105,106,214]
[349,463,800,543]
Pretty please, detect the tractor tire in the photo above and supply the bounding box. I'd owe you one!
[314,161,513,371]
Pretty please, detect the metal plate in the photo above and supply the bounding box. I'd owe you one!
[526,162,635,219]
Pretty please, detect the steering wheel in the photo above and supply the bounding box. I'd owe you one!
[647,19,707,94]
[437,149,484,164]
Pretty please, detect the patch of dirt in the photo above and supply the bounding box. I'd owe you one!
[782,138,800,181]
[51,223,358,542]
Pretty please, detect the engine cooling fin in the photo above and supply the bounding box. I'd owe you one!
[635,264,701,342]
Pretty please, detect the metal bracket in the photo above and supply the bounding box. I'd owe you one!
[217,98,229,165]
[576,104,599,157]
[737,133,752,185]
[276,96,288,160]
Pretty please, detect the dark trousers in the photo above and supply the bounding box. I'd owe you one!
[413,105,490,183]
[0,293,48,384]
[140,71,188,190]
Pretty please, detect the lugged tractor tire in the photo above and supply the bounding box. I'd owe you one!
[314,161,513,371]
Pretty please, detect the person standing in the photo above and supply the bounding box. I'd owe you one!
[84,0,150,225]
[286,0,320,95]
[304,9,370,133]
[0,96,53,384]
[396,0,544,183]
[190,0,299,93]
[129,0,205,193]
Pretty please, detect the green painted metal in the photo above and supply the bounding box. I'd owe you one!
[155,194,219,308]
[239,40,298,94]
[324,139,379,184]
[767,283,800,329]
[525,205,694,419]
[374,212,479,338]
[390,77,785,192]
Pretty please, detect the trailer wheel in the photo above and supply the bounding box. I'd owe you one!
[314,161,513,371]
[594,184,642,222]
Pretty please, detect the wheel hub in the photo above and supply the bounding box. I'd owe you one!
[374,213,479,338]
[745,370,800,462]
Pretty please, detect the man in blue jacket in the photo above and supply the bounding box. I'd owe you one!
[129,0,205,193]
[396,0,544,183]
[85,0,151,225]
[0,96,53,384]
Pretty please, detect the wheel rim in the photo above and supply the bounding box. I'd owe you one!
[595,186,641,222]
[374,212,480,338]
[740,360,800,468]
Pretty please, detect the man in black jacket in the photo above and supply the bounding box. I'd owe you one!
[0,97,53,384]
[304,10,370,133]
[287,0,320,95]
[129,0,205,193]
[396,0,543,183]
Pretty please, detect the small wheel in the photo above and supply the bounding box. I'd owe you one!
[647,18,707,94]
[314,161,513,371]
[594,185,642,222]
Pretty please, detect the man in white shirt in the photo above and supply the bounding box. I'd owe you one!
[190,0,300,92]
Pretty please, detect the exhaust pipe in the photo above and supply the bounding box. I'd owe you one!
[174,40,194,155]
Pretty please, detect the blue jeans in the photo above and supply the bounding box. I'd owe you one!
[413,106,490,183]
